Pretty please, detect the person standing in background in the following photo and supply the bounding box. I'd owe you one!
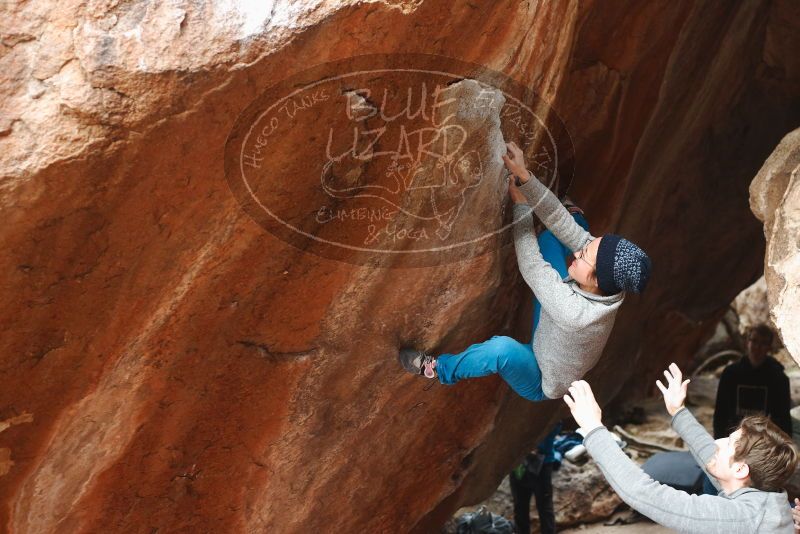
[713,324,792,438]
[510,424,562,534]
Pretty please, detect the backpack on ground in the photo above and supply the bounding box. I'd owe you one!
[455,506,514,534]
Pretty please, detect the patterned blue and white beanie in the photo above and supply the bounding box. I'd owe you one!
[595,234,651,295]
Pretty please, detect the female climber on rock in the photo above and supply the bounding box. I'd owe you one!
[398,141,651,401]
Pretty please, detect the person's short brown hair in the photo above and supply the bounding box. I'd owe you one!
[734,415,798,492]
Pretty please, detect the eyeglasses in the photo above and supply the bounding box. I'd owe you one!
[574,245,595,270]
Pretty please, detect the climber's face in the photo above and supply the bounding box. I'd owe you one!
[568,237,601,290]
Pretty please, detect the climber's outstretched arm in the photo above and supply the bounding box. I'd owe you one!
[503,141,592,252]
[509,177,584,327]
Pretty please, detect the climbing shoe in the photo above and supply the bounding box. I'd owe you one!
[398,348,437,379]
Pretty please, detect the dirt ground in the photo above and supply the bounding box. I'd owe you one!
[561,522,675,533]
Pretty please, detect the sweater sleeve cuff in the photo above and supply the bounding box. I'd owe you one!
[512,203,532,219]
[582,425,608,444]
[517,173,546,204]
[670,406,691,428]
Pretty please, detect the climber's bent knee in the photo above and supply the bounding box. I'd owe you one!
[488,336,546,402]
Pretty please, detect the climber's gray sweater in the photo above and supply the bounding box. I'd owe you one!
[512,177,623,398]
[584,408,794,533]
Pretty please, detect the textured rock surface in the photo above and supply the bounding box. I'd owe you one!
[751,128,800,364]
[732,277,770,334]
[1,1,799,532]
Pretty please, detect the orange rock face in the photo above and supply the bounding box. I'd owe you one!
[1,1,799,532]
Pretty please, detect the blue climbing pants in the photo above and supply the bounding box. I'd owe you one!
[435,213,590,402]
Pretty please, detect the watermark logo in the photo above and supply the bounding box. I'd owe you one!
[224,54,573,266]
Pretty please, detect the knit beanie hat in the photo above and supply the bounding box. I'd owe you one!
[595,234,651,295]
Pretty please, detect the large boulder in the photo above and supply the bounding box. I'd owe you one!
[1,1,799,532]
[750,128,800,364]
